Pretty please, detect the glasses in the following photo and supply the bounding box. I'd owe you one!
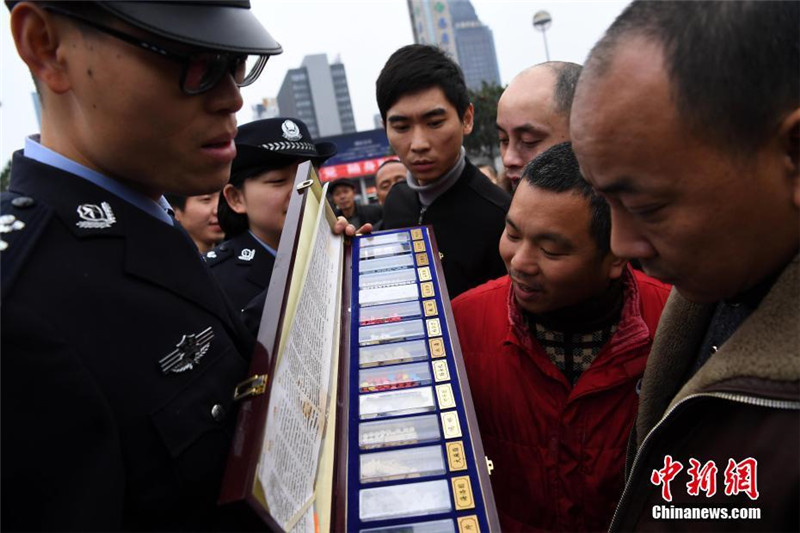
[45,6,269,95]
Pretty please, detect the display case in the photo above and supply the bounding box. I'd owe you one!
[220,161,499,533]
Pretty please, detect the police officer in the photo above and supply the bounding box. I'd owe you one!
[0,2,359,530]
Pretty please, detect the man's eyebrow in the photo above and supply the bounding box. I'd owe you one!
[387,107,447,124]
[594,176,639,195]
[505,215,520,233]
[497,122,548,136]
[533,231,574,250]
[513,123,548,136]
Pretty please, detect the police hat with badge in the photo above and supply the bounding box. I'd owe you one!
[232,117,337,175]
[217,117,337,238]
[208,118,337,313]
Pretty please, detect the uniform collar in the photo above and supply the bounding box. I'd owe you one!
[247,230,277,257]
[24,135,174,226]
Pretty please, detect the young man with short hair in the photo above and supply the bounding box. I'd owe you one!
[377,44,510,298]
[453,142,670,532]
[571,2,799,530]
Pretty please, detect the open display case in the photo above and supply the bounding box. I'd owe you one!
[220,161,499,533]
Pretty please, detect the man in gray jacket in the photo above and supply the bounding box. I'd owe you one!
[571,1,799,530]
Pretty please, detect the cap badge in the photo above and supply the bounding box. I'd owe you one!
[0,214,26,251]
[281,120,303,141]
[76,202,116,229]
[238,248,256,261]
[159,326,214,374]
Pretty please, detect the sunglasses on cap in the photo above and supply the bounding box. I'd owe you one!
[44,6,269,95]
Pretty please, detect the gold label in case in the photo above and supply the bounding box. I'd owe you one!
[413,240,426,253]
[415,252,429,266]
[446,441,468,471]
[432,359,450,382]
[436,383,456,409]
[410,228,423,240]
[458,515,481,533]
[441,410,462,439]
[451,475,475,510]
[426,318,442,337]
[420,282,435,298]
[423,299,438,317]
[429,338,446,358]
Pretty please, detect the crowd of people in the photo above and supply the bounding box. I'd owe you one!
[1,0,797,531]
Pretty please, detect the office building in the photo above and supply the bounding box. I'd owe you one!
[277,54,356,138]
[407,0,501,90]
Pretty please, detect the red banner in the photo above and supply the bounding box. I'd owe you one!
[319,156,397,182]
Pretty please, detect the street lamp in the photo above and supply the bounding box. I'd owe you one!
[533,10,552,61]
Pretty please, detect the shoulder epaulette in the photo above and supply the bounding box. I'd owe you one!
[1,191,54,298]
[204,242,234,266]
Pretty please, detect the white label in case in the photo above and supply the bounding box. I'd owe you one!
[432,359,450,382]
[436,383,456,409]
[441,410,463,439]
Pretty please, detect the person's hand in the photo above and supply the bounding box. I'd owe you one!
[333,216,373,237]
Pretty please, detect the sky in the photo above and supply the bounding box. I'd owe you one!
[0,0,630,166]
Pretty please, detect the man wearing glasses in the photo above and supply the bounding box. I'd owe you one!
[1,2,282,530]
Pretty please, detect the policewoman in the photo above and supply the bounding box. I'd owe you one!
[1,1,282,530]
[205,117,336,316]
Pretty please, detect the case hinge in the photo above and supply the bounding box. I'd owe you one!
[233,374,269,401]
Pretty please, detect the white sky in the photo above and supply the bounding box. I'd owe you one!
[0,0,630,166]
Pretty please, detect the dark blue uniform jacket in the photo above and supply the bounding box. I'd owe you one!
[0,152,259,531]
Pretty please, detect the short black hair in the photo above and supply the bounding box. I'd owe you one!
[544,62,582,117]
[522,142,610,256]
[217,164,273,237]
[584,0,799,154]
[376,44,470,123]
[163,193,186,211]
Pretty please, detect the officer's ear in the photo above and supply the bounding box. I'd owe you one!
[223,184,247,215]
[779,108,800,209]
[10,3,72,96]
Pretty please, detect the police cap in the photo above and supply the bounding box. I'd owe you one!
[6,1,282,56]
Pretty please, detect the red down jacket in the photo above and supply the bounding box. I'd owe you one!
[452,267,670,532]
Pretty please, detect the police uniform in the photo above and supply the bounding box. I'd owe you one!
[205,231,275,312]
[0,152,267,531]
[0,2,281,529]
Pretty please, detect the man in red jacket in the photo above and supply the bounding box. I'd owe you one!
[452,142,670,532]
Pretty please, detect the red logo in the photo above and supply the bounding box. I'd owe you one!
[651,455,684,502]
[651,456,759,501]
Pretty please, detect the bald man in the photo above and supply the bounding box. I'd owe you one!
[497,62,581,187]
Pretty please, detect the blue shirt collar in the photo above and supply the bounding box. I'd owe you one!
[248,230,277,257]
[24,135,174,226]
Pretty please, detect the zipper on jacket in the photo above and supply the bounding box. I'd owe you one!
[608,392,800,532]
[418,206,427,225]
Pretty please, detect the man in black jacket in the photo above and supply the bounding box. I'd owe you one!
[376,44,511,298]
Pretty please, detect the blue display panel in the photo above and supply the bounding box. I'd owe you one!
[347,227,495,533]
